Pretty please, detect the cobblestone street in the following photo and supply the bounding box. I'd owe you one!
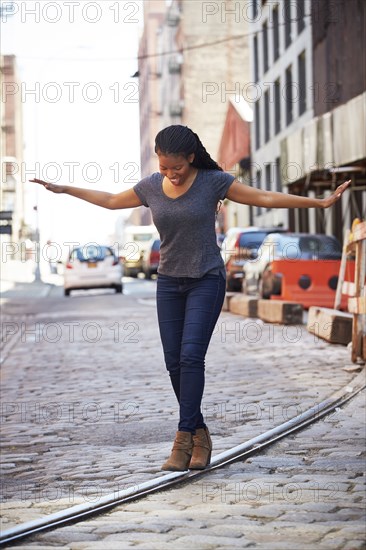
[1,279,365,549]
[2,0,366,548]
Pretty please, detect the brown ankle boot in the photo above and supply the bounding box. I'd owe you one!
[189,427,212,470]
[161,431,193,471]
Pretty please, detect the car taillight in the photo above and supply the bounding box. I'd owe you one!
[150,251,160,263]
[66,263,73,269]
[234,237,240,258]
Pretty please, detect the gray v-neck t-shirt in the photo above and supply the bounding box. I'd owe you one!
[133,170,235,278]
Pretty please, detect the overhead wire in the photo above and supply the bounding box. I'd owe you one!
[12,14,311,63]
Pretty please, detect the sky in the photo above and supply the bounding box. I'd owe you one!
[1,0,145,252]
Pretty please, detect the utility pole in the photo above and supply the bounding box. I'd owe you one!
[33,204,41,281]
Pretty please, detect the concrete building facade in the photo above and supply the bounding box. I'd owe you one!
[249,0,365,243]
[249,0,313,231]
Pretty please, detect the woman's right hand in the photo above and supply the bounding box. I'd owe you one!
[29,179,65,193]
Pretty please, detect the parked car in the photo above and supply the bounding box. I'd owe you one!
[121,225,158,277]
[220,227,258,291]
[142,238,161,279]
[221,227,287,291]
[242,232,342,299]
[64,245,123,296]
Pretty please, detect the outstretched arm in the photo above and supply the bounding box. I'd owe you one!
[226,179,351,209]
[29,179,142,210]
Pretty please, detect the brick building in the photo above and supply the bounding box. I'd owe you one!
[137,0,252,230]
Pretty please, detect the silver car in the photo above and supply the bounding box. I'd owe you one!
[242,233,342,297]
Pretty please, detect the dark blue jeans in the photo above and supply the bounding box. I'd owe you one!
[156,272,226,433]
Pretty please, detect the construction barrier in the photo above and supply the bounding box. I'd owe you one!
[269,259,355,310]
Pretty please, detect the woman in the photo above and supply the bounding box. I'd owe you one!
[31,124,350,472]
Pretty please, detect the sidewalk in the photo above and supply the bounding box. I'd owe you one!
[1,259,62,300]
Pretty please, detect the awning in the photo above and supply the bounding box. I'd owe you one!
[217,97,253,171]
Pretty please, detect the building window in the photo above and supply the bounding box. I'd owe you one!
[252,0,258,19]
[275,157,281,192]
[285,65,293,125]
[254,35,259,82]
[255,100,260,150]
[265,164,272,210]
[298,50,306,115]
[263,21,269,73]
[264,90,270,143]
[296,0,305,34]
[255,169,262,216]
[274,78,281,134]
[284,1,292,48]
[273,5,279,61]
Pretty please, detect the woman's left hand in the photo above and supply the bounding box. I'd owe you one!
[320,180,351,208]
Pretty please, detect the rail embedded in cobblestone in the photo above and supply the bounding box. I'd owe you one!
[1,369,364,547]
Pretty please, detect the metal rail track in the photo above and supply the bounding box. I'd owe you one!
[1,369,365,547]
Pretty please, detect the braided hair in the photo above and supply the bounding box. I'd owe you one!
[155,125,223,171]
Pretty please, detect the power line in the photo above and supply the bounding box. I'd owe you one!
[13,15,310,63]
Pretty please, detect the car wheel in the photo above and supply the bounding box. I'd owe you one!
[226,278,232,291]
[226,278,237,292]
[271,276,282,296]
[115,284,123,294]
[64,289,71,297]
[258,278,270,299]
